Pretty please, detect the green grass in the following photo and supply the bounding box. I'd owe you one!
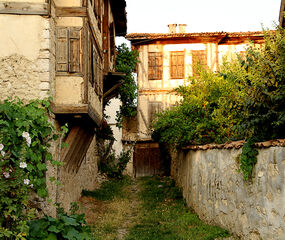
[125,176,230,240]
[82,176,133,201]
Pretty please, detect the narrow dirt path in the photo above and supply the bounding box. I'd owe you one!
[78,176,236,240]
[117,180,140,240]
[78,177,141,240]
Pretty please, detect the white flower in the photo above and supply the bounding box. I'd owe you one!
[22,132,30,139]
[1,151,5,157]
[20,162,27,169]
[3,172,10,178]
[30,184,33,188]
[0,144,4,151]
[24,179,30,185]
[26,137,31,147]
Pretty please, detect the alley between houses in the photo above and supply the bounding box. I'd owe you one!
[79,175,236,240]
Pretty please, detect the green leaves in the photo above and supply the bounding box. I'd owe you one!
[115,43,139,126]
[239,139,258,181]
[0,98,60,236]
[28,209,93,240]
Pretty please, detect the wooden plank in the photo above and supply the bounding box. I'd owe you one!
[0,2,48,15]
[56,7,87,17]
[56,28,69,72]
[51,103,88,114]
[69,28,81,73]
[61,125,94,173]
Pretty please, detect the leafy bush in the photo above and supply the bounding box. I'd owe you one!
[28,205,93,240]
[0,98,61,238]
[152,68,244,146]
[98,149,131,179]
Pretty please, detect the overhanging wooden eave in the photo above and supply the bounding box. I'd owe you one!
[51,103,102,127]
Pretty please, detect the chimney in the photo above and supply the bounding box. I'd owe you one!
[168,24,177,33]
[178,24,187,33]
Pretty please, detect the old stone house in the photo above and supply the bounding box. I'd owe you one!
[124,24,264,177]
[0,0,127,213]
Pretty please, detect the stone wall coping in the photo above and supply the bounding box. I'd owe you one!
[181,139,285,151]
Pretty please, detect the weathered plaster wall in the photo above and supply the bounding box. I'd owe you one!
[0,15,51,101]
[172,146,285,240]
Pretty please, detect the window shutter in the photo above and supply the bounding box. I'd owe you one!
[56,27,82,73]
[148,52,163,80]
[69,28,81,73]
[170,52,184,79]
[56,28,69,72]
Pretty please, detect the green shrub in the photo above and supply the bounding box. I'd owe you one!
[28,205,93,240]
[98,149,131,179]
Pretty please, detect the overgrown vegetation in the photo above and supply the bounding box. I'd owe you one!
[81,176,231,240]
[0,98,92,239]
[28,204,93,240]
[238,139,259,181]
[126,176,230,240]
[152,27,285,180]
[98,149,131,179]
[0,98,62,239]
[115,43,139,127]
[82,176,132,201]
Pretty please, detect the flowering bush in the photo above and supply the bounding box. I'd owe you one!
[0,98,60,239]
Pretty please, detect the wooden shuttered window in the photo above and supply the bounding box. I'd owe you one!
[148,52,163,80]
[148,102,162,124]
[170,51,184,79]
[192,50,207,77]
[56,27,82,73]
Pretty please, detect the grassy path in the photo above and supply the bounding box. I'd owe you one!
[79,176,234,240]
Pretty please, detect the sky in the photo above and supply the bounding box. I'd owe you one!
[116,0,282,45]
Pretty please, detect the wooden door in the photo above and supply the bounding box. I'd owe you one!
[134,142,162,177]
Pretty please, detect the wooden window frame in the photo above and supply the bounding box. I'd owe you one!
[148,52,163,80]
[170,51,185,79]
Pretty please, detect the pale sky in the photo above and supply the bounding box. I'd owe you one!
[117,0,282,45]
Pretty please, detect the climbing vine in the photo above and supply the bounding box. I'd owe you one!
[115,43,139,127]
[238,139,258,181]
[0,98,62,239]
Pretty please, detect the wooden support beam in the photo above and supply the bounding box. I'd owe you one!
[51,103,88,114]
[51,103,102,127]
[56,7,87,17]
[0,2,49,15]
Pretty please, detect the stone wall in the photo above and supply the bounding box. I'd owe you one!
[0,14,51,101]
[58,136,99,211]
[172,143,285,240]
